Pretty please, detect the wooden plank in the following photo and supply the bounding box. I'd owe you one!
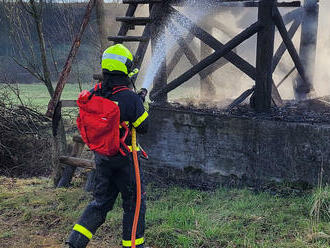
[59,156,95,170]
[150,22,261,101]
[254,0,276,112]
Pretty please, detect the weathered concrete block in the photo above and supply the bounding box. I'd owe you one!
[140,104,330,187]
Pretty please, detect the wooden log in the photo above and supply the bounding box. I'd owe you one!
[150,22,261,101]
[57,141,85,188]
[295,0,319,99]
[46,0,96,118]
[59,156,95,170]
[273,7,310,94]
[272,19,301,72]
[167,21,216,98]
[254,0,276,112]
[169,7,257,81]
[95,0,107,52]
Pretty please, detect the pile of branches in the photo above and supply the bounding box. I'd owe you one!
[0,93,52,177]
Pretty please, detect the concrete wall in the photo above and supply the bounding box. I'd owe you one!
[140,104,330,187]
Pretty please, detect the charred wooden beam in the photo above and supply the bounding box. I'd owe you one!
[295,0,319,99]
[227,86,255,111]
[273,7,310,94]
[167,21,216,98]
[254,0,276,112]
[166,33,195,78]
[150,22,261,101]
[108,36,149,42]
[282,8,304,24]
[116,17,152,25]
[169,7,257,81]
[272,19,301,72]
[276,67,296,88]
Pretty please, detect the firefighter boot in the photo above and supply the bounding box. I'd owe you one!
[66,230,90,248]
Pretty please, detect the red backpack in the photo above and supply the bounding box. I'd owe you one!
[76,84,129,156]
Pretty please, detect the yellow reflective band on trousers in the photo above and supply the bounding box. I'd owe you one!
[133,111,148,128]
[73,224,93,240]
[122,237,144,247]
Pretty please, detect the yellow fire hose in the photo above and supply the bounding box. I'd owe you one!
[131,127,141,248]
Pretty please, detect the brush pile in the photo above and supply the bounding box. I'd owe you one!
[0,93,52,177]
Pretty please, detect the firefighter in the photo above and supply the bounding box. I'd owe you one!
[66,44,148,248]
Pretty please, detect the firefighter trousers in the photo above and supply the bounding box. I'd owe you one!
[67,152,146,248]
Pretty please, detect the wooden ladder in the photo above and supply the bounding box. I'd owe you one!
[107,0,165,70]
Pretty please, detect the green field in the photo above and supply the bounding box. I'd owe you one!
[0,177,329,248]
[1,83,92,111]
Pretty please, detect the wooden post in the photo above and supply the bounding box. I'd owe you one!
[150,3,167,102]
[254,0,276,112]
[95,0,108,52]
[295,0,319,99]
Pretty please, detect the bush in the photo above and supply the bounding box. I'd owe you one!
[0,87,52,177]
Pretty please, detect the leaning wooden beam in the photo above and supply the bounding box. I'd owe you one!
[227,86,255,111]
[166,33,195,78]
[150,22,261,101]
[282,8,304,25]
[167,21,216,98]
[276,67,296,88]
[272,19,301,73]
[46,0,96,118]
[59,156,95,170]
[169,7,257,81]
[254,0,276,112]
[273,7,310,91]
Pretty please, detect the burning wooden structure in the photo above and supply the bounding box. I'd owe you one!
[104,0,319,112]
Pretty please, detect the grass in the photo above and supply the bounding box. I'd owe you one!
[0,177,329,248]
